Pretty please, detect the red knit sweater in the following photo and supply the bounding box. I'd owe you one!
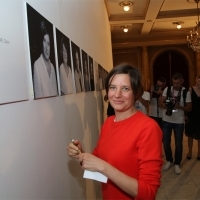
[93,111,163,200]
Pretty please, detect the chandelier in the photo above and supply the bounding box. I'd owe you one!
[187,0,200,52]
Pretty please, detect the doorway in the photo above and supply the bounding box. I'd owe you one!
[153,50,189,88]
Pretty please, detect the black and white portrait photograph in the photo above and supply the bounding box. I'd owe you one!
[26,3,58,99]
[88,56,95,91]
[81,50,90,92]
[94,61,100,91]
[102,67,108,90]
[71,41,83,93]
[56,28,74,95]
[98,64,104,90]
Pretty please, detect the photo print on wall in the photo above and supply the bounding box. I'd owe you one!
[71,41,84,93]
[26,3,58,99]
[98,64,104,90]
[55,28,74,95]
[98,64,108,90]
[81,50,90,92]
[88,56,95,91]
[94,61,100,91]
[102,67,108,90]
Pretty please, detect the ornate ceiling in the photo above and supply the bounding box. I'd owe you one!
[105,0,199,49]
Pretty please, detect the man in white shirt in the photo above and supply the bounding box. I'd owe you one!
[149,77,166,128]
[159,73,192,174]
[135,91,150,115]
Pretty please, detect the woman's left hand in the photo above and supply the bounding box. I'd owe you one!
[75,153,106,172]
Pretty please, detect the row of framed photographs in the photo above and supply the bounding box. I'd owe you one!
[26,3,108,99]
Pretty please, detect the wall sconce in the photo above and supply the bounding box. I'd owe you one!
[121,25,130,32]
[119,1,134,11]
[172,21,184,29]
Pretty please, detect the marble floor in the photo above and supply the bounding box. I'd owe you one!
[156,134,200,200]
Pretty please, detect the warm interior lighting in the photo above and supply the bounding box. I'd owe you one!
[119,1,133,12]
[172,21,183,29]
[124,27,128,32]
[121,25,130,33]
[123,6,130,11]
[187,0,200,52]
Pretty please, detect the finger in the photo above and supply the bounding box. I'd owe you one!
[69,143,81,153]
[68,144,80,153]
[67,148,80,157]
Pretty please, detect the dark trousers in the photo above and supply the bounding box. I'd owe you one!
[149,116,162,129]
[162,121,184,165]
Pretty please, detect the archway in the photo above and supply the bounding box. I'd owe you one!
[152,50,189,88]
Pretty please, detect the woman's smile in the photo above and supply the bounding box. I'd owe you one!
[108,74,135,114]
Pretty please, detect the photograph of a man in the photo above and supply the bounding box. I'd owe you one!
[26,3,58,99]
[56,28,74,95]
[71,42,83,93]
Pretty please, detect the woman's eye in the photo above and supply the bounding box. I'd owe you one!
[109,86,116,90]
[122,87,130,91]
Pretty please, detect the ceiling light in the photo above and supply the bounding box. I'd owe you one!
[172,21,184,29]
[121,25,130,33]
[124,5,130,11]
[187,0,200,52]
[177,24,181,29]
[124,27,128,32]
[119,1,134,12]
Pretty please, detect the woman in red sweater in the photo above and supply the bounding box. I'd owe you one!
[67,63,163,200]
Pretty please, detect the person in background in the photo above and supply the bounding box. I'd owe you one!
[104,94,115,117]
[33,20,58,98]
[67,63,163,200]
[135,91,150,115]
[149,77,166,128]
[159,73,192,174]
[59,36,73,95]
[185,74,200,160]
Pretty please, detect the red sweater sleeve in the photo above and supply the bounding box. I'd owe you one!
[136,120,163,199]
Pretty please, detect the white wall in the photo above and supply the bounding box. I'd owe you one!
[0,0,113,199]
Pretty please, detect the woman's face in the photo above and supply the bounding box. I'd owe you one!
[63,44,68,64]
[90,64,93,76]
[42,34,50,61]
[108,74,135,113]
[75,52,80,70]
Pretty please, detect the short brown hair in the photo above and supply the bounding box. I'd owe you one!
[105,63,143,101]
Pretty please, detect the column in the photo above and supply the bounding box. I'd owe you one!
[141,46,150,91]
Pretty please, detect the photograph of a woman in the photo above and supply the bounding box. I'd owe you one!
[26,3,58,99]
[56,29,74,95]
[71,41,83,93]
[81,50,90,92]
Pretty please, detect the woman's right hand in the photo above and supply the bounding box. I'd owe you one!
[67,139,83,158]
